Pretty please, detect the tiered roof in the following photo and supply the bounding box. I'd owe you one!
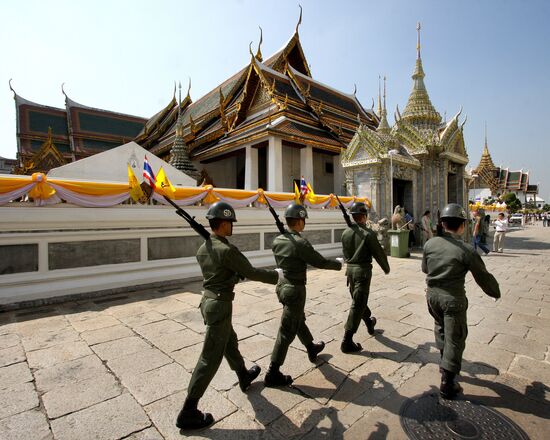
[137,26,377,163]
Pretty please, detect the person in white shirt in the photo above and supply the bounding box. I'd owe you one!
[493,213,508,253]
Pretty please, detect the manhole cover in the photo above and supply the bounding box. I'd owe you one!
[400,392,529,439]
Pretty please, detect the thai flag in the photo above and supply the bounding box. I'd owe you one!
[300,176,310,196]
[143,156,156,187]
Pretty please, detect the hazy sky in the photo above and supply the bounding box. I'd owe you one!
[1,0,549,201]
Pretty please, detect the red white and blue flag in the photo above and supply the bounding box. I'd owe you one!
[300,176,310,196]
[143,156,156,187]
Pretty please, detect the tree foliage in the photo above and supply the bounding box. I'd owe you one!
[502,192,522,213]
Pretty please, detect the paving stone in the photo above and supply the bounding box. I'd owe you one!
[27,341,92,369]
[118,311,166,328]
[150,297,193,314]
[165,309,205,334]
[256,347,317,381]
[292,363,348,405]
[135,319,186,339]
[70,314,121,332]
[0,382,39,419]
[107,348,172,378]
[0,345,25,367]
[526,326,550,345]
[170,342,204,371]
[357,333,416,363]
[50,393,150,440]
[0,410,52,440]
[490,333,547,359]
[239,334,275,362]
[0,333,20,349]
[270,398,325,439]
[80,324,135,345]
[144,328,204,353]
[232,323,258,340]
[509,355,550,384]
[250,317,282,339]
[0,362,33,390]
[15,315,68,337]
[42,372,122,418]
[320,340,370,373]
[21,327,80,352]
[509,312,550,329]
[104,301,153,319]
[187,409,265,440]
[121,362,190,405]
[145,389,237,440]
[124,426,164,440]
[92,336,151,361]
[34,354,106,392]
[463,341,515,374]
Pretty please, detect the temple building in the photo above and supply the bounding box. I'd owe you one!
[469,128,538,204]
[11,81,147,174]
[135,19,378,193]
[342,24,469,221]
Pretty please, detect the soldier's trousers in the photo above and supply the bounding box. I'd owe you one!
[271,282,314,366]
[345,271,373,333]
[426,288,468,374]
[187,297,245,399]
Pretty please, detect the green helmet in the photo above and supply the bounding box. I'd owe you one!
[440,203,467,221]
[205,201,237,222]
[284,203,308,219]
[349,202,368,215]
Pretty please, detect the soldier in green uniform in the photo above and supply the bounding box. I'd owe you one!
[176,201,281,430]
[340,202,390,353]
[422,203,500,399]
[265,203,343,387]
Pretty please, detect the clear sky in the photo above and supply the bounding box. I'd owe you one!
[1,0,549,202]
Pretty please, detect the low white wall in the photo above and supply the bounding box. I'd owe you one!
[0,203,346,307]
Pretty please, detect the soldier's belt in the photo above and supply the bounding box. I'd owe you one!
[346,263,373,269]
[202,289,235,301]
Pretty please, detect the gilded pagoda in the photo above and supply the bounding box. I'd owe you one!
[342,24,469,221]
[135,17,377,194]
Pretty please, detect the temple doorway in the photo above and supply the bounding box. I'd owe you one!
[393,178,413,212]
[447,172,458,204]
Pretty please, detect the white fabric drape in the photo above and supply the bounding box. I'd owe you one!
[0,183,34,205]
[50,184,130,207]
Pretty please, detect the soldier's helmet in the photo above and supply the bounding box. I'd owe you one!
[284,203,308,219]
[349,201,368,215]
[440,203,467,221]
[205,201,237,222]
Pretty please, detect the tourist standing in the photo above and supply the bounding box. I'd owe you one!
[265,203,343,387]
[473,210,490,255]
[340,202,390,353]
[421,210,434,244]
[493,213,508,253]
[177,202,280,430]
[422,203,500,399]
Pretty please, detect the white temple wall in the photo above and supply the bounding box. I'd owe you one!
[282,144,301,192]
[313,151,334,195]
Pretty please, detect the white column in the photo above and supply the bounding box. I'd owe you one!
[244,145,258,190]
[268,136,283,192]
[300,144,314,187]
[333,154,344,195]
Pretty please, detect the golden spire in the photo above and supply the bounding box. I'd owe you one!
[377,76,391,134]
[186,77,192,100]
[416,22,421,59]
[476,122,496,171]
[256,26,263,61]
[377,75,382,117]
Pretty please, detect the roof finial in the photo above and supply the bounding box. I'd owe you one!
[186,77,191,100]
[353,83,357,95]
[377,75,382,116]
[249,41,254,59]
[256,26,263,61]
[295,4,303,34]
[484,121,488,148]
[178,81,182,108]
[61,82,67,97]
[8,78,16,98]
[416,22,421,59]
[383,75,387,112]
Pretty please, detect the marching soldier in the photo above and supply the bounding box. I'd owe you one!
[340,202,390,353]
[422,203,500,399]
[265,203,343,387]
[176,202,282,430]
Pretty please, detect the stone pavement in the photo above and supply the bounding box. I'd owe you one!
[1,225,549,439]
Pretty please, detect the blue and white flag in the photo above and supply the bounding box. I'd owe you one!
[143,155,156,187]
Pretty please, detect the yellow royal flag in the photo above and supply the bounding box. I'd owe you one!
[127,164,144,202]
[306,182,316,203]
[155,167,176,199]
[294,181,301,204]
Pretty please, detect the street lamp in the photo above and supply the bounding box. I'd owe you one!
[388,149,399,219]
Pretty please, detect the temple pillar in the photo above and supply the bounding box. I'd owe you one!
[267,136,283,192]
[334,153,344,195]
[300,145,314,187]
[244,145,258,190]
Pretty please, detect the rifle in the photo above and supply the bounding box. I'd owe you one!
[436,209,443,237]
[163,195,210,240]
[264,196,286,234]
[335,195,353,227]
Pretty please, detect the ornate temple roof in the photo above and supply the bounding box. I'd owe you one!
[401,24,441,129]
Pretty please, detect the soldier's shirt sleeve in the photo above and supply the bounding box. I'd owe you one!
[223,246,278,285]
[421,243,429,274]
[297,238,342,270]
[368,232,390,274]
[469,251,501,298]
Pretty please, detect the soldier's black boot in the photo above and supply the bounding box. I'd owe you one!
[340,330,362,353]
[307,341,325,362]
[439,369,463,399]
[265,363,293,388]
[176,398,214,430]
[237,365,261,392]
[365,317,377,335]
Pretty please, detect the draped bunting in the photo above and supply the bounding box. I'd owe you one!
[0,173,370,210]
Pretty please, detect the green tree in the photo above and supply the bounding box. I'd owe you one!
[502,192,522,213]
[543,204,550,212]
